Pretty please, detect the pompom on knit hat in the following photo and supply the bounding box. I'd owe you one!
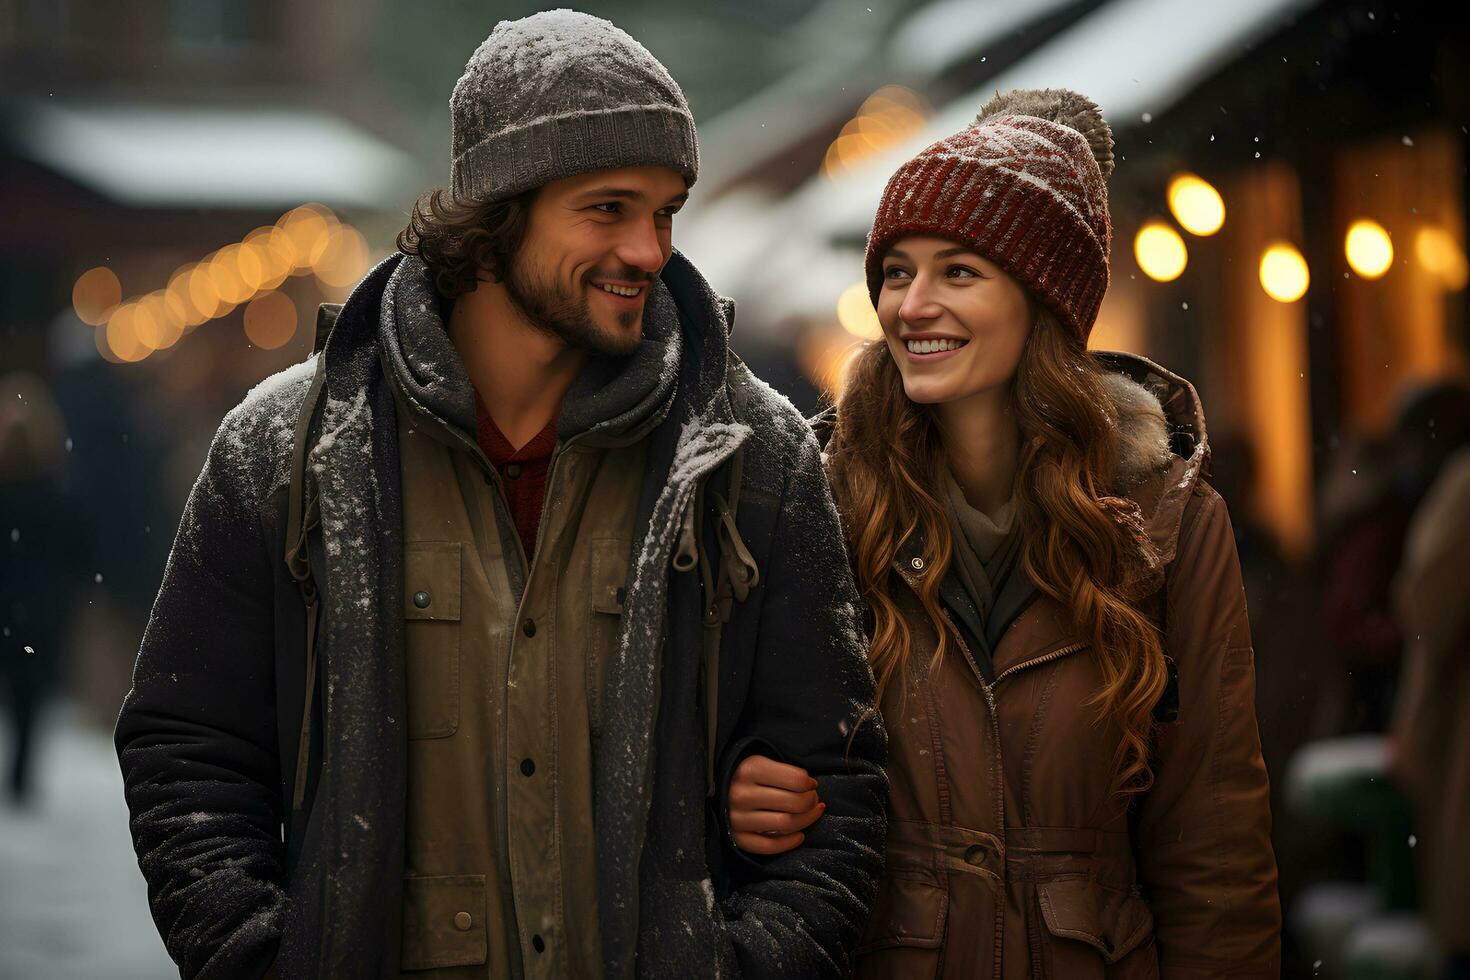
[864,88,1114,341]
[450,9,699,203]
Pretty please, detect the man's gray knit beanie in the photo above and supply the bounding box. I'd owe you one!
[450,8,699,202]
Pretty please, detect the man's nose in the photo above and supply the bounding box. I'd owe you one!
[615,217,667,276]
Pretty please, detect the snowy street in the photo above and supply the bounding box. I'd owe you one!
[0,703,176,980]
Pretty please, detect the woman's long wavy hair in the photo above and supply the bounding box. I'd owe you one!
[826,306,1168,796]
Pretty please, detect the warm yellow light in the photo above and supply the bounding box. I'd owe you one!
[313,225,371,289]
[243,291,298,350]
[1167,173,1225,236]
[1415,226,1468,291]
[72,266,121,326]
[1259,243,1310,303]
[1134,222,1188,282]
[796,328,863,397]
[105,303,150,363]
[822,86,927,179]
[836,282,883,340]
[1345,219,1394,279]
[246,226,294,290]
[278,204,339,271]
[209,244,253,305]
[187,259,226,322]
[133,290,186,351]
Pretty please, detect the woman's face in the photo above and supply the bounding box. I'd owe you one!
[876,235,1032,405]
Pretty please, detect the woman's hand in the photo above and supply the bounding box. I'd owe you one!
[727,754,825,855]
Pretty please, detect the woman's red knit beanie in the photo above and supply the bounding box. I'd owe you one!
[864,88,1115,341]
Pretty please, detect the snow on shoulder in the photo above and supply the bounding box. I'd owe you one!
[214,353,319,493]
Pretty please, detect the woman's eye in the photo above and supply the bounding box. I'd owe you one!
[947,265,979,279]
[883,267,911,281]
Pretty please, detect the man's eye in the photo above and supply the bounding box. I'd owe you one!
[593,203,620,214]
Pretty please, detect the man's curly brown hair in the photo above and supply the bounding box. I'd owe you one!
[396,188,537,299]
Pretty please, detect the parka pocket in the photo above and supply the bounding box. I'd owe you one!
[1034,876,1157,977]
[855,821,951,959]
[400,874,487,971]
[586,537,629,738]
[404,541,462,739]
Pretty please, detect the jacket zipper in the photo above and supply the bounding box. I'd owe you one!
[991,642,1088,687]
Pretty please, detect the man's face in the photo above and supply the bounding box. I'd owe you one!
[504,166,688,357]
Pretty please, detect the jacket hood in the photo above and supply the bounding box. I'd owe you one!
[1094,350,1211,579]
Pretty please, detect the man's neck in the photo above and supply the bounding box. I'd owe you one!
[448,281,586,450]
[935,387,1021,518]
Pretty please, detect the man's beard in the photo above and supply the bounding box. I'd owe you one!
[503,257,646,358]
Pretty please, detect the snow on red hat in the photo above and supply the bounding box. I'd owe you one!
[864,88,1115,341]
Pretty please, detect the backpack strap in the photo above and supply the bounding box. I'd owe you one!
[284,304,337,842]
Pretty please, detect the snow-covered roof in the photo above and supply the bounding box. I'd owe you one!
[11,100,418,210]
[807,0,1323,237]
[699,0,1322,330]
[885,0,1081,78]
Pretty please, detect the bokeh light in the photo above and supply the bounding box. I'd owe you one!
[836,282,883,339]
[1345,219,1394,279]
[105,303,150,363]
[278,204,339,271]
[243,291,298,350]
[1414,226,1468,291]
[1259,243,1310,302]
[312,225,371,288]
[1134,221,1188,282]
[1167,173,1226,236]
[209,244,254,305]
[72,266,121,326]
[822,86,929,179]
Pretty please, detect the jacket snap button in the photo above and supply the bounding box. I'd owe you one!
[910,557,925,571]
[963,843,989,865]
[412,591,431,609]
[520,758,535,777]
[522,618,536,637]
[532,934,546,953]
[454,911,472,931]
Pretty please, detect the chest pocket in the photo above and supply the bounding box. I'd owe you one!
[586,537,630,739]
[404,541,462,739]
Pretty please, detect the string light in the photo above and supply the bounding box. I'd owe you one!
[1134,221,1188,282]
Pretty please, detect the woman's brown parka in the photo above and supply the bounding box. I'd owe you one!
[848,353,1280,979]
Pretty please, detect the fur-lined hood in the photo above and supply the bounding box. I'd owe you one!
[1094,350,1211,580]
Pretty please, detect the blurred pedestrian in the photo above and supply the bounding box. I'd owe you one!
[1391,386,1470,980]
[0,372,83,803]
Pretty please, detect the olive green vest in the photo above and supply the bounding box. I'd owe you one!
[395,399,644,979]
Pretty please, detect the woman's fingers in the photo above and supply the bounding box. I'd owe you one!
[729,801,825,835]
[734,754,818,793]
[728,781,820,813]
[732,830,806,855]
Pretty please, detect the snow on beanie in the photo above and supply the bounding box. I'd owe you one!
[449,8,699,203]
[864,88,1114,341]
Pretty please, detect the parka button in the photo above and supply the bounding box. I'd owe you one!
[520,758,535,777]
[532,934,546,953]
[911,557,925,571]
[963,843,990,866]
[454,911,472,931]
[522,618,537,637]
[413,591,431,609]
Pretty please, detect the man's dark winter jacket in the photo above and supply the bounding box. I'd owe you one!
[115,250,886,979]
